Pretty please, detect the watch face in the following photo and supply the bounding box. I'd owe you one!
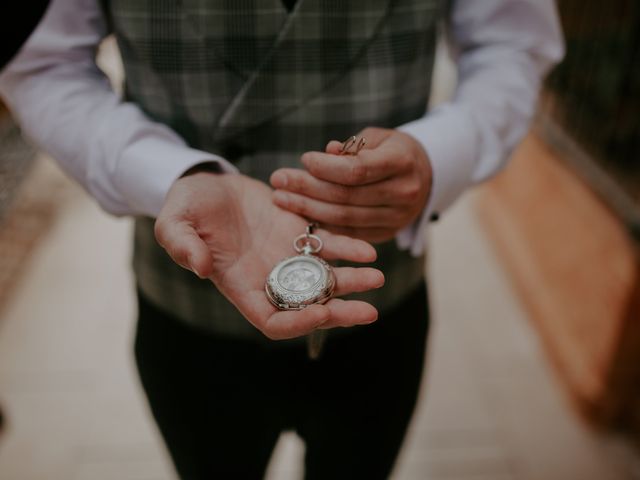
[266,255,335,310]
[277,258,322,292]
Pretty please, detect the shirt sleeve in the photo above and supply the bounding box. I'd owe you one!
[0,0,237,218]
[396,0,565,256]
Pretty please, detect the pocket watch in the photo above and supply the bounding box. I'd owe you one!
[265,223,335,310]
[265,223,335,359]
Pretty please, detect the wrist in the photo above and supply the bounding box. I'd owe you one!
[180,161,224,178]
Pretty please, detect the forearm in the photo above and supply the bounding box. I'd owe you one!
[396,0,564,255]
[0,0,234,217]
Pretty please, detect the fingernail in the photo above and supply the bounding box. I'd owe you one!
[300,152,312,165]
[271,171,287,188]
[375,272,386,288]
[194,269,205,279]
[188,256,205,279]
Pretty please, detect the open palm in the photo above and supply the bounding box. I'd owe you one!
[155,172,384,340]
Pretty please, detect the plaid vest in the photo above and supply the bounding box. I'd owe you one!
[107,0,441,340]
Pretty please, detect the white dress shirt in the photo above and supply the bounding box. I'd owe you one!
[0,0,563,256]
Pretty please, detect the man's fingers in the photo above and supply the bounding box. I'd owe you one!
[270,168,405,206]
[325,127,392,155]
[154,219,212,278]
[262,303,331,340]
[325,140,343,155]
[261,299,378,337]
[322,225,398,244]
[244,263,383,339]
[273,190,398,228]
[301,143,410,186]
[299,151,386,186]
[313,230,378,263]
[319,298,379,329]
[242,263,383,339]
[333,266,385,296]
[297,151,365,185]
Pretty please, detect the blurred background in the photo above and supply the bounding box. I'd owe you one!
[0,2,639,479]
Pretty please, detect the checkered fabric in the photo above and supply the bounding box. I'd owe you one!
[107,0,442,339]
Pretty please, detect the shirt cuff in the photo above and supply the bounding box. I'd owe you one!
[113,135,238,218]
[395,103,480,256]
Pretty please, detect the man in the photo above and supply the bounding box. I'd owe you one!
[0,0,563,478]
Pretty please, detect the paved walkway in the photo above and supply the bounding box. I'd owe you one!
[0,158,639,479]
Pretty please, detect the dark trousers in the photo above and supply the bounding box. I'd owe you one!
[134,283,429,480]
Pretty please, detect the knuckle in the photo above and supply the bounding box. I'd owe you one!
[349,161,368,184]
[359,127,377,139]
[381,155,396,175]
[297,198,319,221]
[398,150,414,170]
[295,196,311,216]
[401,182,421,203]
[334,207,352,225]
[153,220,168,247]
[301,152,316,170]
[290,172,305,192]
[363,126,384,138]
[335,184,352,203]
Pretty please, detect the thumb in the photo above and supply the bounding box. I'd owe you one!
[154,219,213,279]
[356,127,392,148]
[325,127,391,154]
[325,140,344,155]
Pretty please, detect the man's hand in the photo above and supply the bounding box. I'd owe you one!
[270,127,433,243]
[154,171,385,340]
